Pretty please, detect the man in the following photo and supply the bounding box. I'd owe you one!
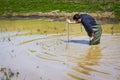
[66,14,102,45]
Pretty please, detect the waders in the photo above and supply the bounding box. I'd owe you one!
[90,23,102,45]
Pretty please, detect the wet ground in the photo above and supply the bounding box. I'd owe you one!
[0,32,120,80]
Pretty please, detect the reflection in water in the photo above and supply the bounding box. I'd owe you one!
[67,73,86,80]
[29,49,36,53]
[42,52,57,57]
[80,45,102,66]
[19,35,61,45]
[67,46,104,80]
[36,55,64,62]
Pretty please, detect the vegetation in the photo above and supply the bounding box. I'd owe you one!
[0,19,120,35]
[0,0,120,18]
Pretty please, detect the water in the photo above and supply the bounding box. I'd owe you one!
[0,20,120,80]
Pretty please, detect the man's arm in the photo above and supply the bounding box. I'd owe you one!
[66,19,77,24]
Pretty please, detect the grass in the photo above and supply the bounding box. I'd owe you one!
[0,19,66,34]
[0,0,119,18]
[0,19,120,36]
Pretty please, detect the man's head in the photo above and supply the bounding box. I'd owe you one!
[73,14,81,23]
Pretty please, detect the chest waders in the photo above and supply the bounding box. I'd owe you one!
[90,22,102,45]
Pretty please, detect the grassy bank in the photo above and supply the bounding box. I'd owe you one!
[0,0,120,19]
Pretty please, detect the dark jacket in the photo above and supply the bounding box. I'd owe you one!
[79,14,97,37]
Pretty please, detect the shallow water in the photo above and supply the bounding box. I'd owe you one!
[0,19,120,80]
[0,31,120,80]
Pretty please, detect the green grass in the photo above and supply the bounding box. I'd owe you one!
[0,0,119,18]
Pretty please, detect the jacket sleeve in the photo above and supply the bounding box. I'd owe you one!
[82,19,94,37]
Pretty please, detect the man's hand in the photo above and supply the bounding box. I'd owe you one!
[65,16,77,24]
[89,36,94,41]
[66,19,77,24]
[89,33,94,41]
[66,19,71,23]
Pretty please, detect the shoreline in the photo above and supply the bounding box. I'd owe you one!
[0,11,119,23]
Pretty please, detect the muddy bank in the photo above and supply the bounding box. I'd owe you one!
[0,11,119,23]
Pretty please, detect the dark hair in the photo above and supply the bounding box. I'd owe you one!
[73,14,80,21]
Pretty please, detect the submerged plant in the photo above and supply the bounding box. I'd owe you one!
[0,67,20,80]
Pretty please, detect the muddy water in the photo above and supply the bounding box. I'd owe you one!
[0,20,120,80]
[0,31,120,80]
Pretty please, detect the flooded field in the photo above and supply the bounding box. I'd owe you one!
[0,19,120,80]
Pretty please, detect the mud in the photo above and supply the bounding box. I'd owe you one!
[0,31,120,80]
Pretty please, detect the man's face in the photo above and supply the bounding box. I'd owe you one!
[75,19,81,23]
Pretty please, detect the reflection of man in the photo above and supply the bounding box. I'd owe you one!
[71,46,102,77]
[66,14,102,45]
[67,46,102,79]
[79,46,102,66]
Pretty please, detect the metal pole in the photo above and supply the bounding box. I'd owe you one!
[65,22,70,50]
[67,23,69,42]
